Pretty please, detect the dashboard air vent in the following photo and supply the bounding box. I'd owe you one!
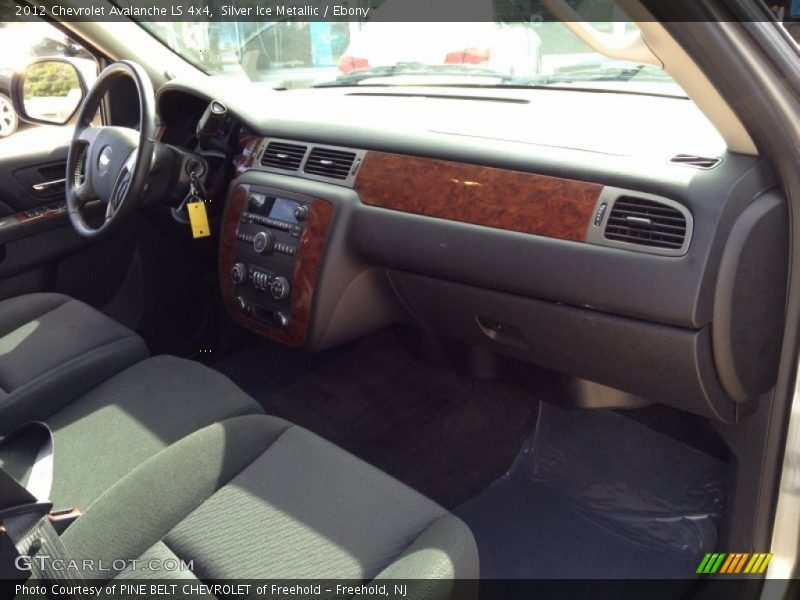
[261,142,307,171]
[670,154,721,169]
[304,147,357,180]
[604,196,688,250]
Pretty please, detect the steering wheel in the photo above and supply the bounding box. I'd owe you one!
[66,61,157,239]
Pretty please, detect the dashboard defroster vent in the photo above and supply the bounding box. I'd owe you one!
[261,142,307,171]
[604,196,688,251]
[670,154,721,169]
[304,147,357,180]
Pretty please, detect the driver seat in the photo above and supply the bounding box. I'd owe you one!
[0,292,148,434]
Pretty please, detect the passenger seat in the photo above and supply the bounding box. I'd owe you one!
[0,293,264,511]
[61,415,479,584]
[38,355,262,511]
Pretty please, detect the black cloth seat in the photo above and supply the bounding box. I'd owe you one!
[0,357,265,579]
[43,355,264,511]
[62,415,479,586]
[0,293,148,434]
[0,293,265,511]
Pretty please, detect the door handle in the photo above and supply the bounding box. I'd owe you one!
[32,178,66,192]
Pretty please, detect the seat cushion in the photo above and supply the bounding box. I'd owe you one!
[44,355,264,511]
[62,415,478,584]
[0,293,148,433]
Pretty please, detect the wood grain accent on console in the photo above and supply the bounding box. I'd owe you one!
[219,184,334,346]
[355,152,602,242]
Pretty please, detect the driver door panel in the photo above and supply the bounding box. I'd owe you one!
[0,140,89,299]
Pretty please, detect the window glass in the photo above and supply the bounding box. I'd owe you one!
[136,0,685,96]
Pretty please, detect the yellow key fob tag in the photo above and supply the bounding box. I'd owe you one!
[187,201,211,238]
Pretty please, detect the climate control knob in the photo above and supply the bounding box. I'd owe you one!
[253,231,274,255]
[270,276,290,301]
[230,262,247,284]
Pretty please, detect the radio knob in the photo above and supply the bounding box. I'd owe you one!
[293,205,309,222]
[234,295,248,314]
[253,230,274,255]
[230,262,247,284]
[270,276,290,301]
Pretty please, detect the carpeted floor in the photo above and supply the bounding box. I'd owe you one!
[214,328,539,508]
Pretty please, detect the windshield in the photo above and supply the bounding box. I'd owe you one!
[133,1,685,97]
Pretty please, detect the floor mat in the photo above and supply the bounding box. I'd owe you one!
[454,401,726,580]
[214,337,348,404]
[215,329,539,508]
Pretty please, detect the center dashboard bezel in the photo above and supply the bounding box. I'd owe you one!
[219,183,334,346]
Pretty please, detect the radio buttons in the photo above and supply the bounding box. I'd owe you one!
[272,242,297,256]
[251,271,269,289]
[265,217,291,231]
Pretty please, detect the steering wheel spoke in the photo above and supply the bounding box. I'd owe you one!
[72,179,93,205]
[107,150,137,220]
[77,125,102,145]
[105,196,118,220]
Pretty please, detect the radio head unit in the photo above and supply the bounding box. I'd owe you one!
[229,187,314,331]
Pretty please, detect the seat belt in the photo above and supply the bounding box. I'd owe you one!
[0,422,88,593]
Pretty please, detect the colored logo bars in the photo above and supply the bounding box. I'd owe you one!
[696,553,773,575]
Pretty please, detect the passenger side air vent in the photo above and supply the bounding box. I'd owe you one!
[604,196,688,251]
[304,147,357,180]
[261,141,307,171]
[670,154,721,169]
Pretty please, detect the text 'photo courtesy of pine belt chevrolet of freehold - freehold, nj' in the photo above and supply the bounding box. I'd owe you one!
[2,1,800,600]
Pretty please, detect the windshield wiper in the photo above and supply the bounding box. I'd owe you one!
[314,63,512,87]
[535,62,669,85]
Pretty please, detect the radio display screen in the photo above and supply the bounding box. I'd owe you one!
[248,193,301,224]
[268,198,300,224]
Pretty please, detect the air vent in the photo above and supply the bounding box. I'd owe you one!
[304,147,357,180]
[261,141,307,171]
[604,196,688,250]
[670,154,721,169]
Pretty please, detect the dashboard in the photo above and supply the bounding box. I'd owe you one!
[155,78,788,425]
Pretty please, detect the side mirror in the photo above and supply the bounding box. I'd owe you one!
[10,58,89,126]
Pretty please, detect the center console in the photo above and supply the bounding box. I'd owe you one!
[220,183,334,346]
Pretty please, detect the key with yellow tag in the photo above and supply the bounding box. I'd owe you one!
[187,200,211,238]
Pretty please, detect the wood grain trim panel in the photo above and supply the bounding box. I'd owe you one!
[219,184,334,346]
[14,203,67,223]
[355,151,602,242]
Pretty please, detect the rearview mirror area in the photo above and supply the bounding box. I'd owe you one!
[11,59,86,125]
